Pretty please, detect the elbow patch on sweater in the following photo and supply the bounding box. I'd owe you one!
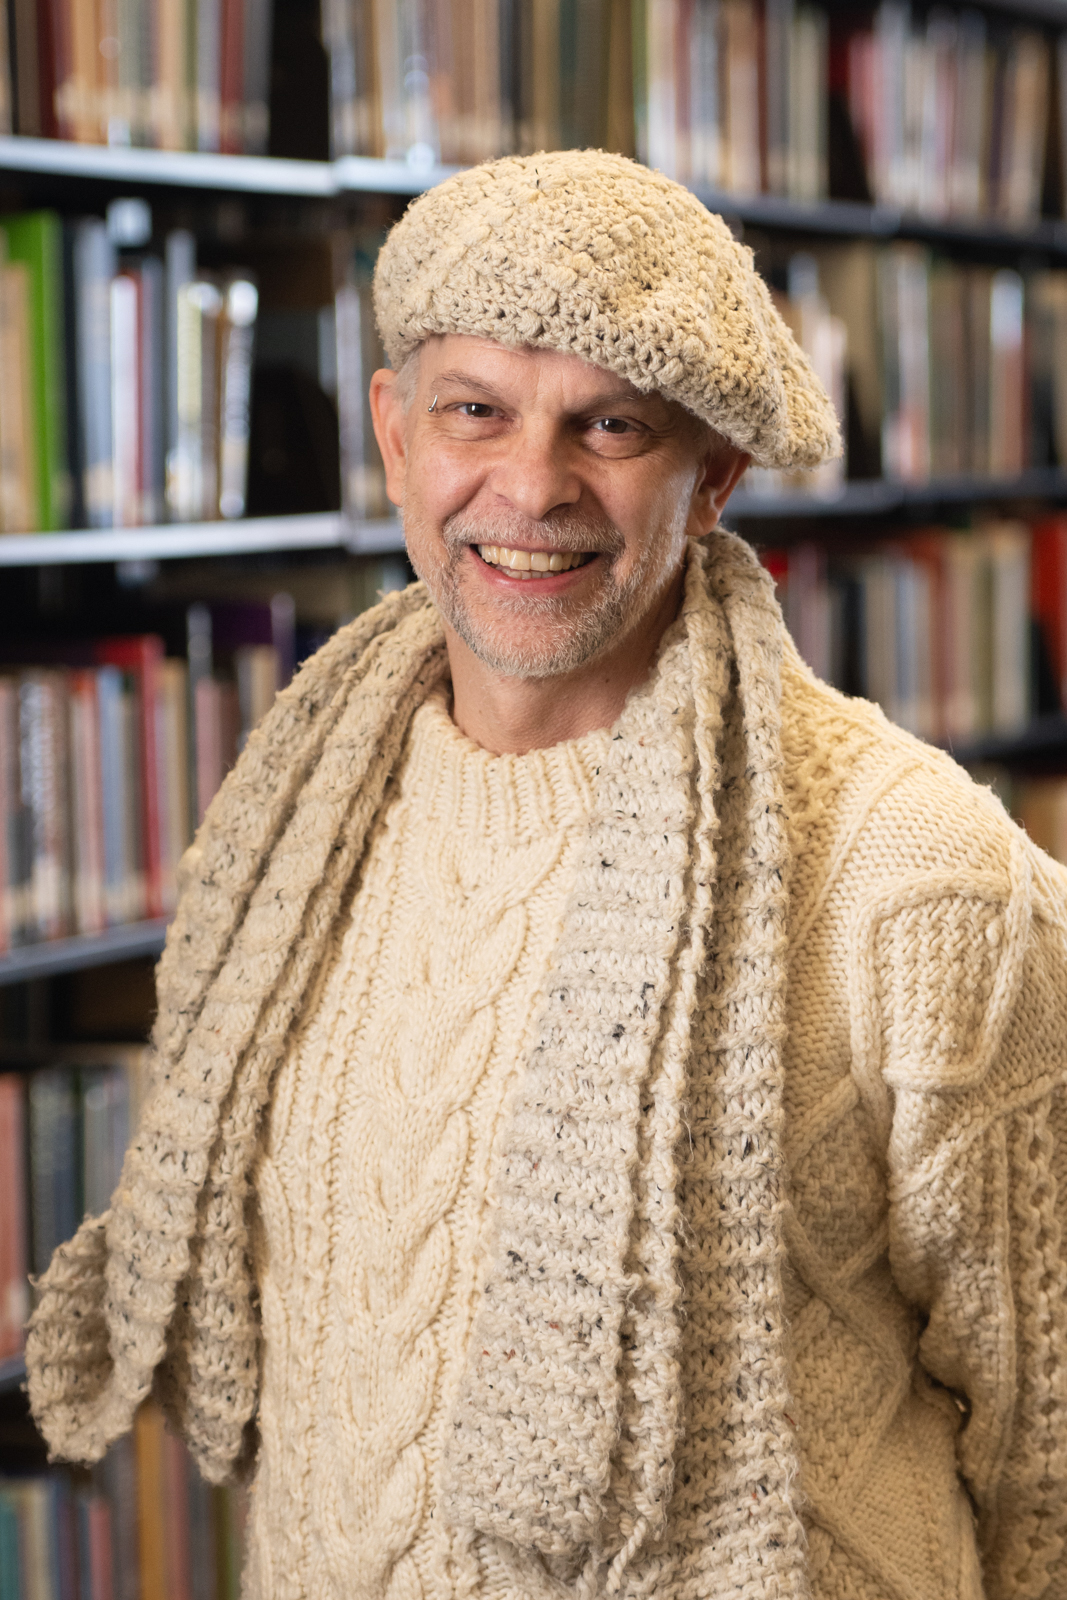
[849,859,1031,1130]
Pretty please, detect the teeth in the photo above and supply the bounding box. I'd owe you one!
[477,544,590,575]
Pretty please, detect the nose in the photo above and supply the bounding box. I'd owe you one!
[485,417,583,522]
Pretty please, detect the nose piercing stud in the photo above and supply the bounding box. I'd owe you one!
[427,395,438,413]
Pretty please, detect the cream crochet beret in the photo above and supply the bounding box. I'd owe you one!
[373,149,841,470]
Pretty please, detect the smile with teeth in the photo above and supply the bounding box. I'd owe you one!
[477,544,593,578]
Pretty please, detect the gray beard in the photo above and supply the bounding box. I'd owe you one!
[404,504,683,680]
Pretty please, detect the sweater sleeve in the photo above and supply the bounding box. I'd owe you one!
[876,865,1067,1599]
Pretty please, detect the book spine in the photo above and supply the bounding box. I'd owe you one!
[96,637,165,922]
[0,258,38,532]
[10,0,40,133]
[218,0,243,152]
[0,681,14,955]
[95,665,128,925]
[242,0,273,152]
[0,0,13,133]
[158,659,190,914]
[68,669,107,935]
[196,0,221,150]
[3,212,71,532]
[164,229,196,520]
[73,220,117,530]
[27,1068,79,1279]
[110,271,142,529]
[196,279,222,520]
[153,0,189,147]
[135,1402,168,1600]
[17,672,71,943]
[139,256,167,526]
[324,0,357,156]
[217,276,258,518]
[0,1077,27,1360]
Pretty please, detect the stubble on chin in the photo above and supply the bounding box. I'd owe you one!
[403,503,688,681]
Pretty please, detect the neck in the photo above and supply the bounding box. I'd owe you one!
[445,567,685,755]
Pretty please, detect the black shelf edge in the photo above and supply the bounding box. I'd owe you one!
[943,714,1067,767]
[696,185,1067,255]
[0,920,170,986]
[727,470,1067,520]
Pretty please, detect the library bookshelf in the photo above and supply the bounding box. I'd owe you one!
[7,0,1067,1593]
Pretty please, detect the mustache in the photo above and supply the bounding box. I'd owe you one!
[441,506,624,557]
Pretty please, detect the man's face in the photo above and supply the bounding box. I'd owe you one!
[371,335,743,680]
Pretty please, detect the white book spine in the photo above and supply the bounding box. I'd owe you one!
[110,274,142,530]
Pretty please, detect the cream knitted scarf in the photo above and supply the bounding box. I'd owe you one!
[27,531,803,1598]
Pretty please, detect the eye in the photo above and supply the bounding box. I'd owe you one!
[591,416,635,434]
[456,402,497,418]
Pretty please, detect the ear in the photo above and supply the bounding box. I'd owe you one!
[369,368,408,509]
[685,438,750,539]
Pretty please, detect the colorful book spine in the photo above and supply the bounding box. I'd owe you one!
[96,636,167,922]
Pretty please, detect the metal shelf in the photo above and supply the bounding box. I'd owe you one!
[0,137,459,197]
[0,139,1066,257]
[0,919,169,986]
[5,479,1067,560]
[0,512,405,565]
[0,136,338,194]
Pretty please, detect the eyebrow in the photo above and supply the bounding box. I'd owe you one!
[430,368,660,411]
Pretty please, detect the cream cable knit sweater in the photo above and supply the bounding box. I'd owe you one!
[248,686,608,1600]
[26,533,1067,1600]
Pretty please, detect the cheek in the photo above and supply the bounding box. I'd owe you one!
[602,470,692,577]
[407,439,487,525]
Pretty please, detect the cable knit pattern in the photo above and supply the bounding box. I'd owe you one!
[248,688,608,1600]
[26,533,1067,1600]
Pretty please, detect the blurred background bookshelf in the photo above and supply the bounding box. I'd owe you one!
[6,0,1067,1595]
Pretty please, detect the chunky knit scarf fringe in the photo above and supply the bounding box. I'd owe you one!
[27,531,807,1598]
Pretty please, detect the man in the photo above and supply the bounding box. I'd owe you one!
[28,152,1067,1600]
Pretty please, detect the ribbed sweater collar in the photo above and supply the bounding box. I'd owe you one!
[404,682,609,844]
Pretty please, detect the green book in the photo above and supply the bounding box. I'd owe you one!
[1,211,71,532]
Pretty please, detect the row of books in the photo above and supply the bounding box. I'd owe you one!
[759,516,1067,746]
[323,0,1067,225]
[0,1055,145,1360]
[1,1407,246,1600]
[0,603,288,950]
[1,1055,245,1599]
[744,245,1067,494]
[325,0,635,167]
[0,206,258,535]
[639,0,829,198]
[846,3,1057,224]
[0,0,272,153]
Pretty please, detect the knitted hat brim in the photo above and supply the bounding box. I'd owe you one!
[373,151,842,472]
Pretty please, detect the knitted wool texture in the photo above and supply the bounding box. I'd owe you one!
[248,687,609,1600]
[372,150,842,471]
[25,533,1067,1599]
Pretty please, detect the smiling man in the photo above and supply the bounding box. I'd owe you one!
[27,153,1067,1600]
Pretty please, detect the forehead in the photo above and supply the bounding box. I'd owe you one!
[418,334,665,409]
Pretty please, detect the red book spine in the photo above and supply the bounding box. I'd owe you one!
[1031,516,1067,705]
[0,1075,27,1362]
[95,636,166,921]
[37,0,60,137]
[219,0,244,154]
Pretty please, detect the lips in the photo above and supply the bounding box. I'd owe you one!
[476,544,594,578]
